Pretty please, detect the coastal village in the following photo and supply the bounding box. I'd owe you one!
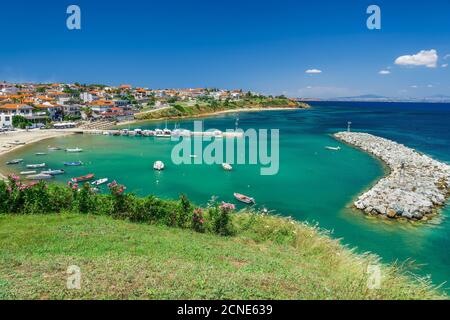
[0,81,296,130]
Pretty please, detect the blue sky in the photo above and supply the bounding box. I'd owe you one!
[1,0,449,98]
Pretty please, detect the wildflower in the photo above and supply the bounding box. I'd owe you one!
[220,202,235,211]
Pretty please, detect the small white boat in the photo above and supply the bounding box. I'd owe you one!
[222,163,233,171]
[103,131,111,135]
[153,160,165,171]
[48,146,61,151]
[20,170,37,175]
[35,152,47,156]
[134,129,142,135]
[26,163,46,169]
[325,146,341,151]
[91,178,109,186]
[26,173,53,180]
[41,169,65,176]
[66,147,83,153]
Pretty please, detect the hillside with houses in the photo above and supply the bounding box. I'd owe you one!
[0,82,303,129]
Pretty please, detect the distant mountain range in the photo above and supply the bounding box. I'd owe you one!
[297,94,450,103]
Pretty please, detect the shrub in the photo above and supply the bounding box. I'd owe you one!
[208,201,235,236]
[192,208,205,233]
[177,194,192,228]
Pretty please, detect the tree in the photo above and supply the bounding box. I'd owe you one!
[12,115,32,129]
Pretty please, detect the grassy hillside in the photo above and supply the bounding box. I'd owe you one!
[0,212,445,300]
[134,96,308,121]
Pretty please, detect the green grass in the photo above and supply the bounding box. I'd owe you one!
[0,212,445,300]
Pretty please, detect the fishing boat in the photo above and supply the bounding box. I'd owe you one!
[64,161,83,166]
[153,160,165,171]
[71,173,95,183]
[325,146,341,151]
[26,163,46,169]
[35,152,47,156]
[26,173,53,180]
[66,147,83,153]
[20,170,36,175]
[41,169,65,176]
[91,178,108,186]
[48,146,61,151]
[222,163,233,171]
[6,159,23,165]
[233,193,255,204]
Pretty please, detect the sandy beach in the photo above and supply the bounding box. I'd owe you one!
[0,130,73,179]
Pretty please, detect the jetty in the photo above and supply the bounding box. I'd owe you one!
[335,131,450,221]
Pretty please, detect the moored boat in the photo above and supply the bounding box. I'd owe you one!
[71,173,95,183]
[26,173,53,180]
[222,163,233,171]
[64,161,83,166]
[153,160,165,171]
[35,152,47,156]
[233,192,255,204]
[66,147,83,153]
[91,178,108,186]
[20,170,37,175]
[48,146,61,151]
[325,146,341,151]
[26,163,46,169]
[6,159,23,165]
[41,169,65,176]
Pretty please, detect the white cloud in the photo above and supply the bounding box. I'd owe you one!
[427,84,433,88]
[305,69,322,74]
[378,70,391,75]
[444,54,450,60]
[394,49,438,68]
[442,63,448,68]
[410,85,418,89]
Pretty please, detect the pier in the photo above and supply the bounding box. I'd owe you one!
[335,131,450,221]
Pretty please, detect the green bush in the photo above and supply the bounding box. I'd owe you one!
[0,175,235,235]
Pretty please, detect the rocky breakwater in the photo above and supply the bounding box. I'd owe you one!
[334,132,450,221]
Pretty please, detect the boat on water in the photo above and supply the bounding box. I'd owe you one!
[120,129,129,136]
[234,192,255,204]
[64,161,83,166]
[41,169,65,176]
[26,163,46,169]
[20,170,36,175]
[66,147,83,153]
[6,159,23,165]
[35,152,47,156]
[71,173,95,183]
[26,173,53,180]
[222,163,233,171]
[48,146,61,151]
[91,178,108,186]
[155,129,171,137]
[325,146,341,151]
[142,130,155,136]
[153,160,165,171]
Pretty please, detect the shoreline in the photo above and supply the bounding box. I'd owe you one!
[0,130,74,180]
[334,131,450,221]
[117,106,304,127]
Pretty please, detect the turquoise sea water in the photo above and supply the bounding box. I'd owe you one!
[2,102,450,292]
